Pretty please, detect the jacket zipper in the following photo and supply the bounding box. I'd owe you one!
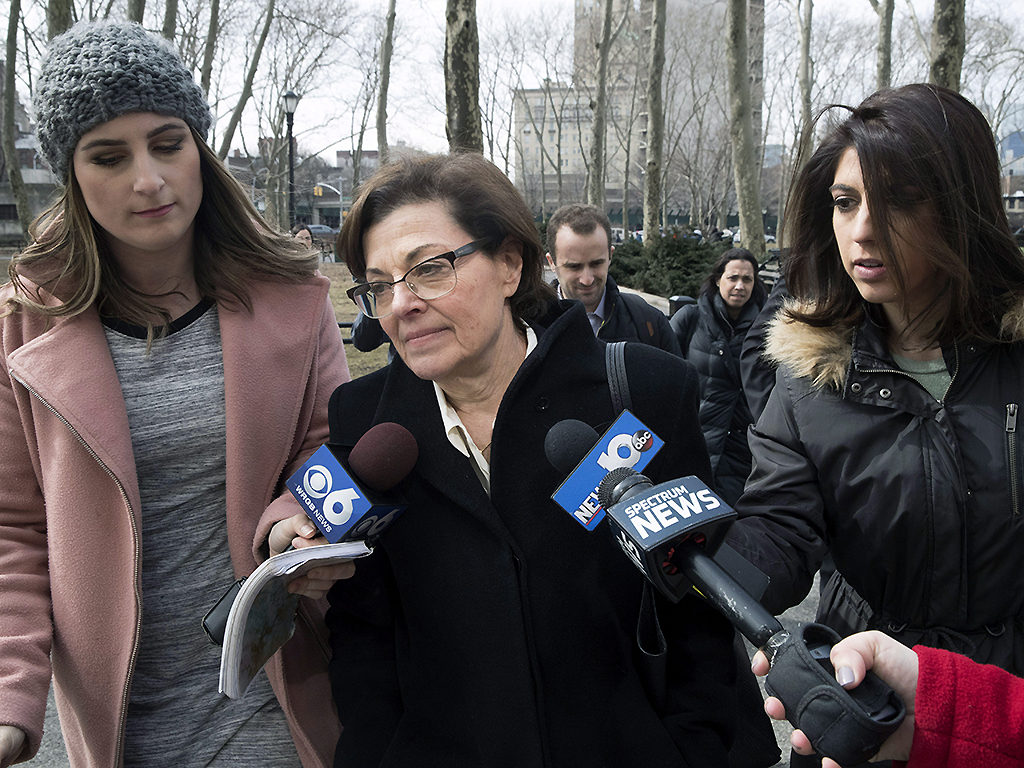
[1008,404,1020,516]
[11,370,142,768]
[857,344,960,403]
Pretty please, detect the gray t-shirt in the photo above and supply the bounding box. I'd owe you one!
[891,351,952,403]
[103,301,300,768]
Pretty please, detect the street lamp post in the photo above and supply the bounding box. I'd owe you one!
[282,90,301,229]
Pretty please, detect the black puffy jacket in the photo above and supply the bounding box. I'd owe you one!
[729,297,1024,674]
[670,292,762,505]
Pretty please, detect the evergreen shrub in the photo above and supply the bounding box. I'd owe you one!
[609,234,731,300]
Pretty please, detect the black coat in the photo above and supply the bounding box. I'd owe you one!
[670,292,762,505]
[729,298,1024,674]
[325,302,737,768]
[555,275,682,355]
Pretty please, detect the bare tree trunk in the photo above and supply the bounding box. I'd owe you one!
[643,0,666,245]
[622,128,630,235]
[46,0,73,39]
[127,0,144,23]
[586,0,613,209]
[353,128,365,193]
[200,0,219,94]
[377,0,396,165]
[3,5,33,240]
[866,0,894,89]
[162,0,177,40]
[929,0,965,90]
[217,0,276,160]
[353,86,375,192]
[539,146,548,222]
[545,86,564,206]
[797,0,815,165]
[749,0,764,161]
[445,0,483,153]
[727,0,764,256]
[777,139,789,245]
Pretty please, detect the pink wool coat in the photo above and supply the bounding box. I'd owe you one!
[0,273,348,767]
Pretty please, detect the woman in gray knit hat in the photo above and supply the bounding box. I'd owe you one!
[0,21,350,768]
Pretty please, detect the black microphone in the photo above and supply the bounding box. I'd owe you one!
[285,422,419,542]
[346,422,420,494]
[545,419,780,639]
[544,418,601,476]
[546,420,905,765]
[597,466,783,646]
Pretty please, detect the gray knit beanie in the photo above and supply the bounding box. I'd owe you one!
[34,20,212,182]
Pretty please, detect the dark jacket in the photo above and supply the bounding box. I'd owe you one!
[728,297,1024,674]
[325,302,737,768]
[350,311,395,362]
[349,311,390,353]
[557,275,682,355]
[670,292,763,506]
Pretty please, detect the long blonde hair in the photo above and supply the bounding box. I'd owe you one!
[5,129,318,342]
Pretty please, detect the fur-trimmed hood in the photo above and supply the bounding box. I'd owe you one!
[765,295,1024,391]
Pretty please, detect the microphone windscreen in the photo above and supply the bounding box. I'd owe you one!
[544,419,600,476]
[597,467,651,509]
[348,422,419,492]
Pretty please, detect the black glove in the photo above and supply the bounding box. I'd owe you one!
[765,622,906,765]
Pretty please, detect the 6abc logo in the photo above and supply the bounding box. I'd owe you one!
[596,429,654,472]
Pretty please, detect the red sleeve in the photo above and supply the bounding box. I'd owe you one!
[908,645,1024,768]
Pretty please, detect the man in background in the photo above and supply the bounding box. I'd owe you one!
[546,203,680,355]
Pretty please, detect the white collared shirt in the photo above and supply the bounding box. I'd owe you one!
[433,326,538,494]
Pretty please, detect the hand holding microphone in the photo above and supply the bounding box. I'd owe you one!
[268,511,356,598]
[752,631,919,766]
[272,422,419,598]
[546,417,905,766]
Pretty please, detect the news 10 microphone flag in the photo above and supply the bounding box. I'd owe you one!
[285,445,408,543]
[550,411,664,530]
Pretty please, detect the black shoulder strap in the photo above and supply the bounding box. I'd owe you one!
[605,341,633,414]
[606,340,668,706]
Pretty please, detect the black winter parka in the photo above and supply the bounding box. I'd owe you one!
[671,292,763,505]
[325,302,737,768]
[728,298,1024,674]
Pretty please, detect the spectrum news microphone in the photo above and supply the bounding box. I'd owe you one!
[546,418,905,766]
[284,421,419,543]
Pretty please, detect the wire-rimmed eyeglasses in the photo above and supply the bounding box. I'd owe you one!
[347,239,488,319]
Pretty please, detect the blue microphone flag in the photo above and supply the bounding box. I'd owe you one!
[550,410,664,529]
[285,445,407,543]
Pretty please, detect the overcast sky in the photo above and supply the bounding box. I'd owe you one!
[291,0,933,163]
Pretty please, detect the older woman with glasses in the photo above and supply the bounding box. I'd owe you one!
[324,153,748,767]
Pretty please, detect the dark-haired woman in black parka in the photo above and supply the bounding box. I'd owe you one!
[727,83,1024,767]
[670,249,766,505]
